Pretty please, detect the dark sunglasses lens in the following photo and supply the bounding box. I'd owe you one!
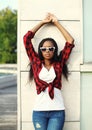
[49,47,54,51]
[41,48,46,51]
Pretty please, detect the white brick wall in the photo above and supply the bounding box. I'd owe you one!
[18,0,82,130]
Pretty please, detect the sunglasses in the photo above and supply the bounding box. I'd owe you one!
[40,47,55,52]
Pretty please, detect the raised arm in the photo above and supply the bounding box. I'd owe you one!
[49,13,74,44]
[31,14,52,34]
[23,14,53,62]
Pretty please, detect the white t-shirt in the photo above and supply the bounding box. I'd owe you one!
[33,65,65,111]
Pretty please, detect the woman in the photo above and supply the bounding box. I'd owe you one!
[23,13,74,130]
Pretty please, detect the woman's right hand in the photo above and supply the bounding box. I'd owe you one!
[42,13,52,24]
[49,13,58,24]
[42,13,58,25]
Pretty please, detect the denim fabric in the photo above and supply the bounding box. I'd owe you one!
[32,110,65,130]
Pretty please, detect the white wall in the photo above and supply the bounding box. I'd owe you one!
[18,0,82,130]
[81,73,92,130]
[83,0,92,62]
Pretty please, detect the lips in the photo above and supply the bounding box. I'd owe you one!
[45,54,50,57]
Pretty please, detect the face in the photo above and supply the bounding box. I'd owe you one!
[40,41,55,60]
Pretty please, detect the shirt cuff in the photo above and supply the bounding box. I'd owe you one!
[27,31,35,39]
[66,41,75,48]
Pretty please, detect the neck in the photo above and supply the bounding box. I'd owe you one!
[43,60,52,71]
[44,59,51,66]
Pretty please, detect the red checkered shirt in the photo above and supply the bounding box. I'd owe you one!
[23,31,74,99]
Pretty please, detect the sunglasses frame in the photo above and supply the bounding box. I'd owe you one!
[40,46,55,52]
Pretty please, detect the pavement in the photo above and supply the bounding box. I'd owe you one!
[0,85,17,130]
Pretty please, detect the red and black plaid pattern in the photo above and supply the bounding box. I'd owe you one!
[23,31,74,99]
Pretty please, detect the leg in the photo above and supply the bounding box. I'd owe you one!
[47,110,65,130]
[32,111,48,130]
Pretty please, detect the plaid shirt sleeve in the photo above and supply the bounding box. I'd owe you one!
[61,42,75,64]
[23,31,38,62]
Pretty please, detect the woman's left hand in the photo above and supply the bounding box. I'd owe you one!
[42,13,52,24]
[48,13,58,24]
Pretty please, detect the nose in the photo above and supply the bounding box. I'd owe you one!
[45,49,49,52]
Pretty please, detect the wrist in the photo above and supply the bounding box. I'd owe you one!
[40,21,45,25]
[53,20,59,25]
